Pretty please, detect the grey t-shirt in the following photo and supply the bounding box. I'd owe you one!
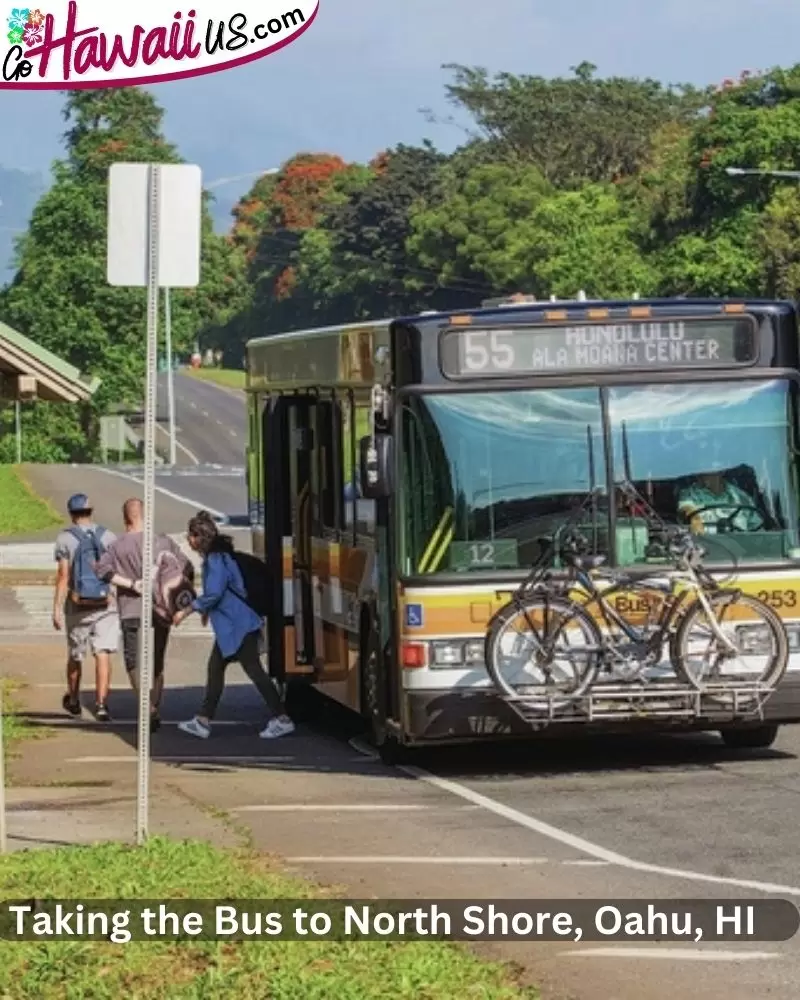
[55,523,117,620]
[94,531,192,621]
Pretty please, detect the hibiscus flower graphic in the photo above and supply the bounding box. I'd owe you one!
[6,8,30,32]
[26,7,44,26]
[6,25,23,44]
[22,21,41,45]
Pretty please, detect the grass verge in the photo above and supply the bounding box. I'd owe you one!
[184,367,246,390]
[0,837,539,999]
[0,678,38,758]
[0,466,61,538]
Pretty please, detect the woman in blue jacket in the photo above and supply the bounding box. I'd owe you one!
[173,513,294,740]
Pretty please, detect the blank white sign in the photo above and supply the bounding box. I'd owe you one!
[107,162,202,288]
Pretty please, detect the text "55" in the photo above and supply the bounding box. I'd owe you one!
[462,331,515,371]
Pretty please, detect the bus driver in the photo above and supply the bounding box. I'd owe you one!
[677,464,763,534]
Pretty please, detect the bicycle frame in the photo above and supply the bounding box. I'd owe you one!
[567,561,740,656]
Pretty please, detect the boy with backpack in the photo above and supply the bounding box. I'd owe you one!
[53,494,119,721]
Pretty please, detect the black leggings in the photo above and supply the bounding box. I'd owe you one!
[199,631,283,721]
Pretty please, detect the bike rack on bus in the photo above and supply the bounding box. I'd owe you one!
[500,680,776,729]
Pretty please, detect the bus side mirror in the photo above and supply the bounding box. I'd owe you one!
[359,434,393,499]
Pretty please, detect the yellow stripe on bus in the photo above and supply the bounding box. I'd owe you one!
[417,507,453,574]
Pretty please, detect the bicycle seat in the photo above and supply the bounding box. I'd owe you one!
[570,554,607,570]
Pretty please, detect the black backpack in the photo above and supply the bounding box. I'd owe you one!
[232,551,271,618]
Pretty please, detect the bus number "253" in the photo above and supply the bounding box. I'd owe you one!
[758,589,797,609]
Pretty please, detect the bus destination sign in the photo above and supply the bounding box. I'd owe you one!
[440,317,757,378]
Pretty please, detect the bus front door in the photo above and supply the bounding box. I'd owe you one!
[289,400,315,668]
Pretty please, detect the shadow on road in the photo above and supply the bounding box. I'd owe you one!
[13,679,797,783]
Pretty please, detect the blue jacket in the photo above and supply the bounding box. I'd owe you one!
[191,551,262,659]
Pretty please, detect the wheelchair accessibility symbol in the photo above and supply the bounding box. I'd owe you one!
[405,603,424,628]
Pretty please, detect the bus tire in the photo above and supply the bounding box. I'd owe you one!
[360,607,405,763]
[719,724,780,750]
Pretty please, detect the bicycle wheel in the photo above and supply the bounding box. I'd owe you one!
[673,590,789,690]
[485,595,602,705]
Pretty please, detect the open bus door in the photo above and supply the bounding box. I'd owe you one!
[288,399,316,669]
[263,393,351,683]
[263,396,313,679]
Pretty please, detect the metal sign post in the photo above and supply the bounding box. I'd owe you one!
[164,288,177,466]
[134,164,160,845]
[107,161,202,845]
[0,681,7,853]
[14,401,21,464]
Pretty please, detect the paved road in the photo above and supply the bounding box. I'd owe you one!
[6,630,800,1000]
[158,371,246,467]
[19,463,251,553]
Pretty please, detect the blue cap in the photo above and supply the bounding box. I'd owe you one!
[67,493,91,513]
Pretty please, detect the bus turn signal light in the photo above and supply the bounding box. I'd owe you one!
[401,642,427,668]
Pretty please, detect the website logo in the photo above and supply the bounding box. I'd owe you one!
[1,0,318,89]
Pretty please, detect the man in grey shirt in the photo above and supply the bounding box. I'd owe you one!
[53,493,119,721]
[95,498,193,732]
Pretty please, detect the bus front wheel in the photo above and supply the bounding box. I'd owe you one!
[719,724,780,750]
[361,610,404,764]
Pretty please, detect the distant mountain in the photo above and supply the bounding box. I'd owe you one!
[0,166,45,285]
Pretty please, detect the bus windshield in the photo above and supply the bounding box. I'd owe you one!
[399,379,800,575]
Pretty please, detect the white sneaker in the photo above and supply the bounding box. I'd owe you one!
[259,716,295,739]
[178,717,210,739]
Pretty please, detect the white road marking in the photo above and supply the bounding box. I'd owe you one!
[286,856,549,865]
[562,860,611,867]
[65,755,295,764]
[398,763,800,898]
[229,430,238,437]
[30,718,246,726]
[231,804,435,813]
[561,948,780,961]
[347,740,800,898]
[155,423,200,465]
[91,466,226,518]
[201,410,209,417]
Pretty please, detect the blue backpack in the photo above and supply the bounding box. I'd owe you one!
[68,526,110,608]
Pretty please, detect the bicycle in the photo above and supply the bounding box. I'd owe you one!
[484,488,789,709]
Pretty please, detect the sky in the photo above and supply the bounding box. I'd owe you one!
[1,0,800,231]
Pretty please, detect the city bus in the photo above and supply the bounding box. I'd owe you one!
[245,296,800,758]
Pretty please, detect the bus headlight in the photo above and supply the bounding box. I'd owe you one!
[429,640,486,668]
[735,625,773,655]
[465,640,485,666]
[431,641,464,666]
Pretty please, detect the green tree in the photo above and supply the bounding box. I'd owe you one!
[222,153,370,358]
[296,143,466,319]
[409,162,654,299]
[438,62,704,185]
[1,88,241,459]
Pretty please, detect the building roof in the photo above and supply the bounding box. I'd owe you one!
[0,319,100,403]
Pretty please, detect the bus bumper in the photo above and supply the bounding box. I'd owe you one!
[403,678,800,744]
